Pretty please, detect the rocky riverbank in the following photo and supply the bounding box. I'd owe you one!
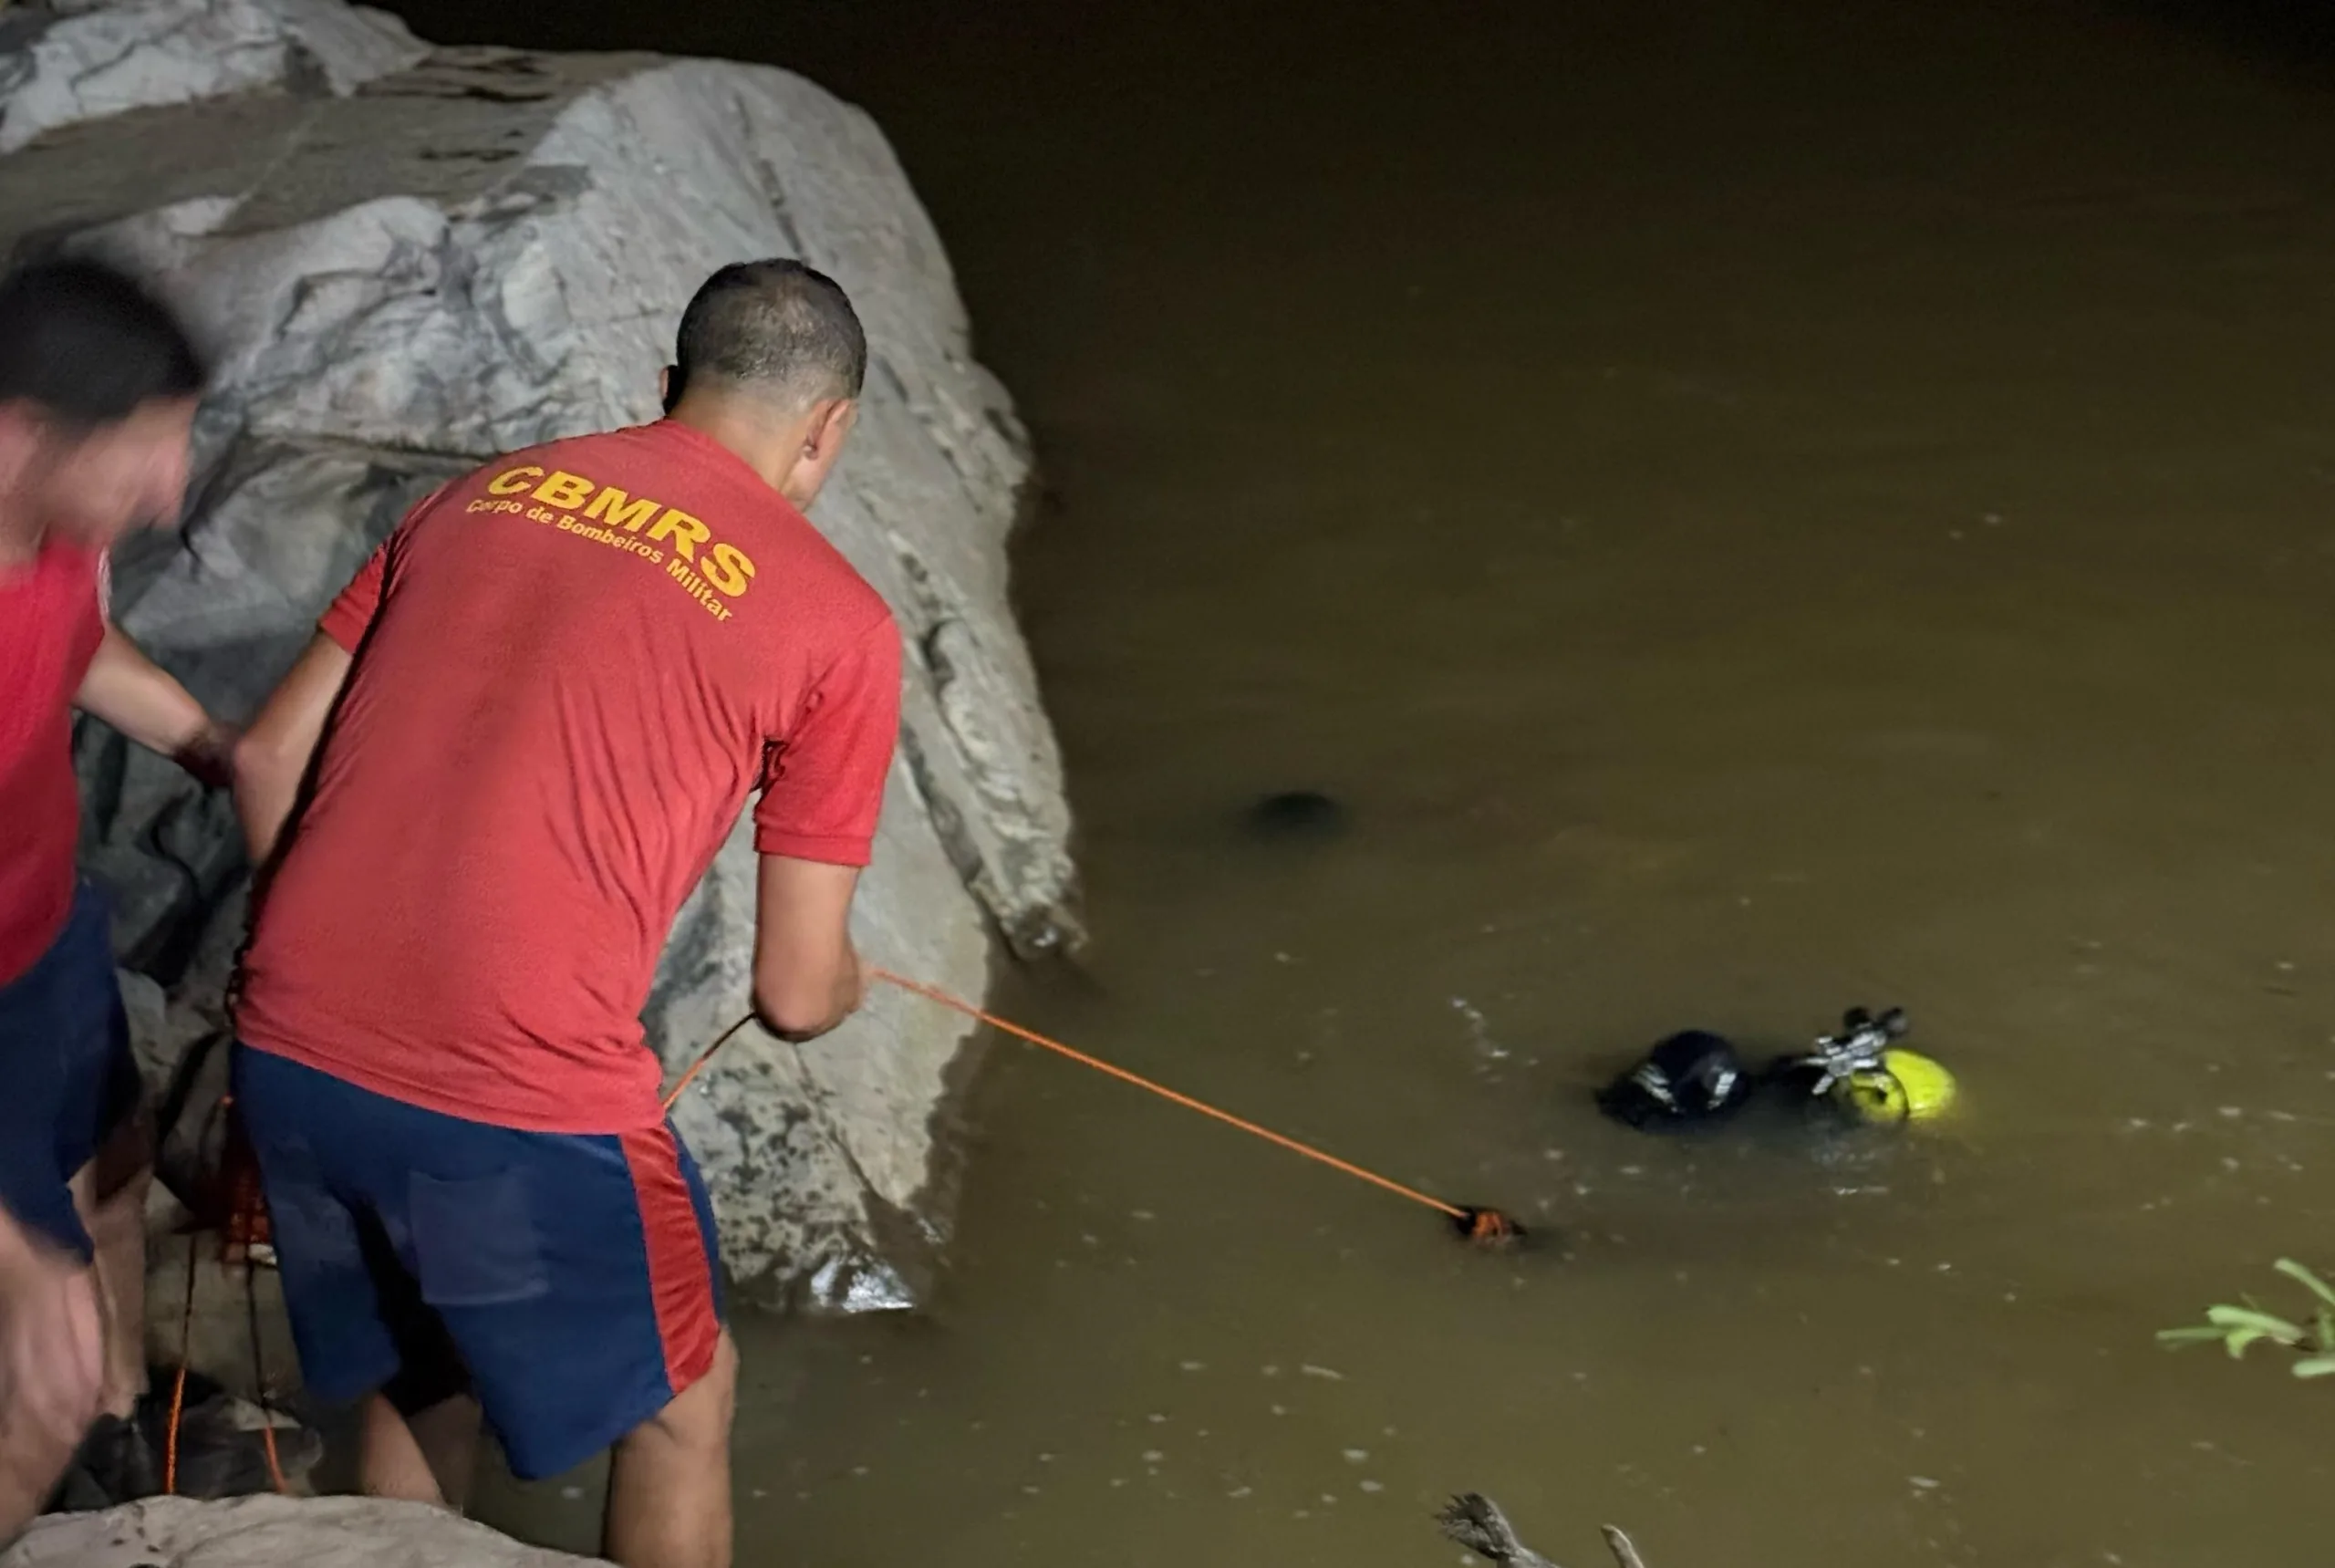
[2,1495,598,1566]
[2,0,1076,1319]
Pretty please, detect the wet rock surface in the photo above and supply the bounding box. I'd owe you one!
[2,1495,597,1567]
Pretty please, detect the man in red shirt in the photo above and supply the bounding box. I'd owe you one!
[232,260,898,1568]
[0,259,223,1537]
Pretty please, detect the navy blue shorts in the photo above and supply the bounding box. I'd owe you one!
[0,883,140,1261]
[232,1046,726,1480]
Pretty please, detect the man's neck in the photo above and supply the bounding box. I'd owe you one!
[668,394,806,501]
[0,494,44,571]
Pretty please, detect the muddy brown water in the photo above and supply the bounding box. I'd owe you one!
[388,0,2335,1561]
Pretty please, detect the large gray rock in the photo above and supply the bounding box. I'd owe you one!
[2,1496,593,1566]
[0,0,426,153]
[1,0,1080,1307]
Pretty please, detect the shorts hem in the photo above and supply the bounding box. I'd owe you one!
[300,1352,404,1410]
[500,1374,683,1483]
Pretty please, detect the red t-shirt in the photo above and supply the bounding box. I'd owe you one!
[0,541,105,986]
[237,421,902,1134]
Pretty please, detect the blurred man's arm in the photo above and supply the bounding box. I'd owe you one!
[752,857,866,1041]
[73,625,234,785]
[232,633,353,867]
[0,1207,102,1540]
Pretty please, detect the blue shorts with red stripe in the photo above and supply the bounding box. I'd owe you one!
[232,1044,724,1481]
[0,882,140,1262]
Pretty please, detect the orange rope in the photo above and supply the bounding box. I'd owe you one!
[164,1088,234,1498]
[164,1230,196,1496]
[870,968,1469,1221]
[660,1013,758,1111]
[244,1251,288,1495]
[657,973,1470,1221]
[261,1423,285,1493]
[167,1087,293,1498]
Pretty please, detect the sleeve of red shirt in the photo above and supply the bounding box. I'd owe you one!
[317,543,387,653]
[752,609,903,867]
[317,484,449,653]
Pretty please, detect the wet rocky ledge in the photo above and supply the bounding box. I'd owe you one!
[3,1494,597,1566]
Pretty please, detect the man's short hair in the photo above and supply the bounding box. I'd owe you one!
[672,259,867,408]
[0,256,205,430]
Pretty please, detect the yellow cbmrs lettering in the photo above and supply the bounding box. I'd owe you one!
[702,543,755,597]
[533,471,596,510]
[583,486,662,533]
[488,465,543,496]
[647,508,711,561]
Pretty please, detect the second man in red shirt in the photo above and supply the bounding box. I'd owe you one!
[233,260,900,1568]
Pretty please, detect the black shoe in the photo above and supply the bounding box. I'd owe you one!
[45,1412,161,1513]
[181,1395,324,1499]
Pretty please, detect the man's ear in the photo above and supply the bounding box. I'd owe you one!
[659,365,679,415]
[779,399,859,509]
[807,397,857,460]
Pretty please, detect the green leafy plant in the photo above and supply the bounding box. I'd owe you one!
[2160,1259,2335,1378]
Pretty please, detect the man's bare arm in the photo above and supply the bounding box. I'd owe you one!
[0,1206,103,1540]
[752,857,866,1042]
[72,625,233,784]
[232,633,354,867]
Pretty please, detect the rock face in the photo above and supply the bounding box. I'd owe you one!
[0,0,1079,1307]
[0,0,428,154]
[2,1496,596,1567]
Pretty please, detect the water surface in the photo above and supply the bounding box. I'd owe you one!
[391,1,2335,1560]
